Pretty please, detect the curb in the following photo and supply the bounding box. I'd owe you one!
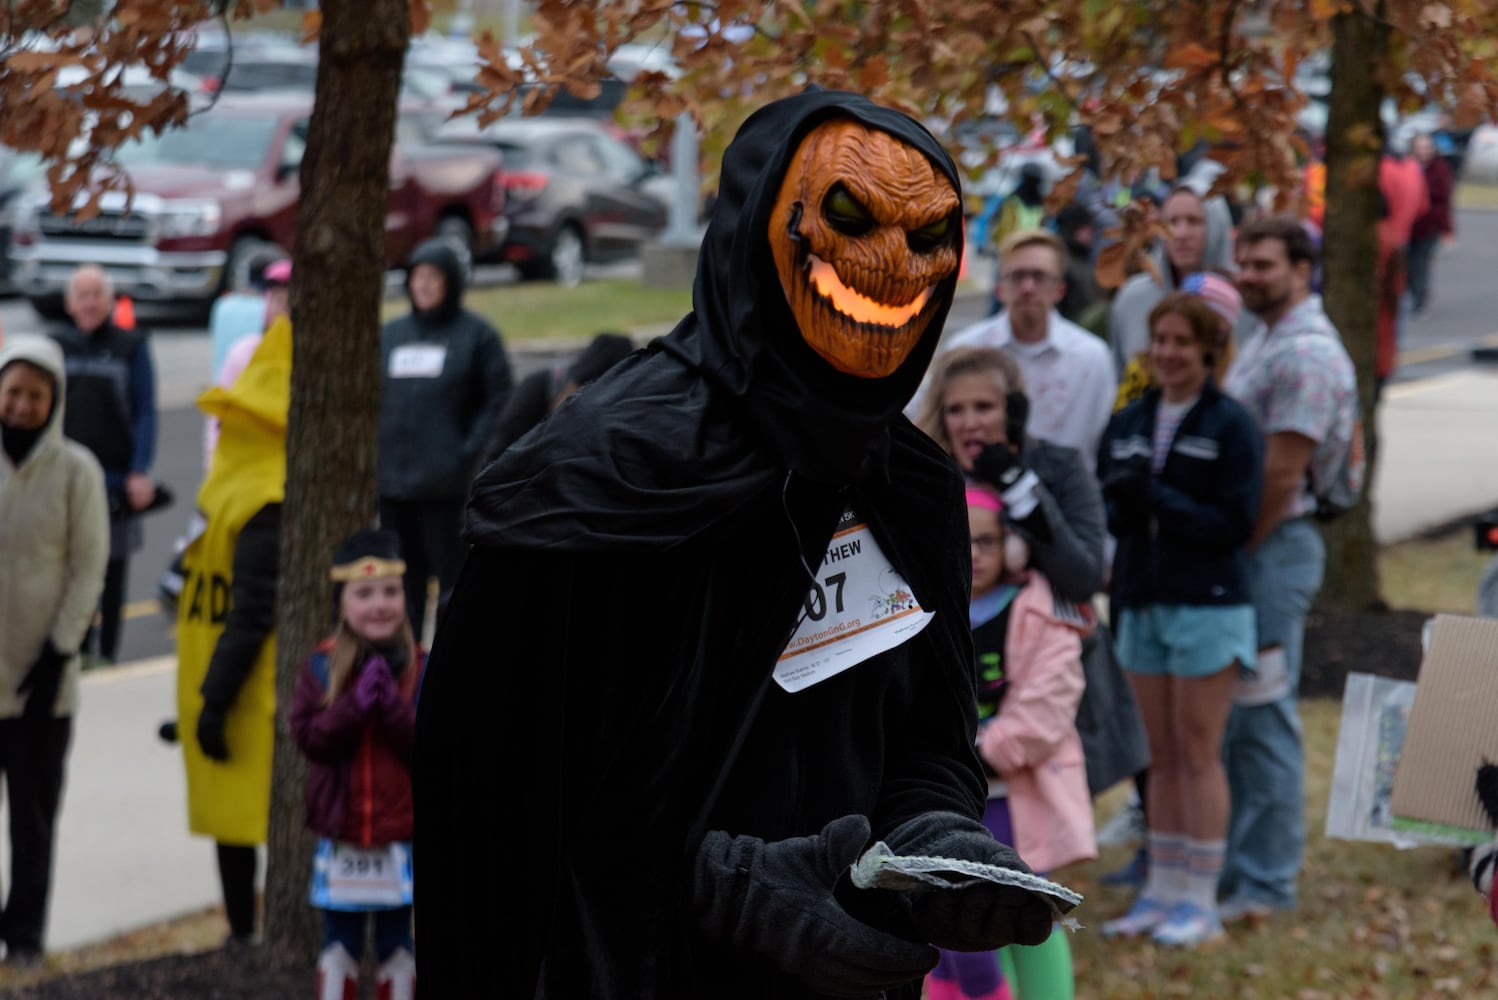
[81,654,175,684]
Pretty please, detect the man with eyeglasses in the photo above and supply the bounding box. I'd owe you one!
[934,229,1115,468]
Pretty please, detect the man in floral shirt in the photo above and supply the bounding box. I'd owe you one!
[1218,217,1357,921]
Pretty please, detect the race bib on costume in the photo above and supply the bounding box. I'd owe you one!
[388,344,447,378]
[775,510,934,693]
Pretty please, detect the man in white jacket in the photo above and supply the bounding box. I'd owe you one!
[0,334,108,965]
[925,229,1116,469]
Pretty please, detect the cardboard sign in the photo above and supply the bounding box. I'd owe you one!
[1388,614,1498,842]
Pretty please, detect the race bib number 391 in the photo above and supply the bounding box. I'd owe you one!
[311,841,412,908]
[774,510,934,694]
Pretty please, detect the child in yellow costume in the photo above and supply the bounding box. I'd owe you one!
[176,316,289,944]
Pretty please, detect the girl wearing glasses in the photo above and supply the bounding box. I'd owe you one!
[925,484,1093,1000]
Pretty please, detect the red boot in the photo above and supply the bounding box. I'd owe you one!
[316,944,358,1000]
[375,947,415,1000]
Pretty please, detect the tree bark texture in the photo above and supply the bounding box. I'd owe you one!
[263,0,410,962]
[1317,6,1388,612]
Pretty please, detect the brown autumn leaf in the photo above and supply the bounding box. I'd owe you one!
[1166,42,1218,70]
[300,10,323,44]
[5,50,89,72]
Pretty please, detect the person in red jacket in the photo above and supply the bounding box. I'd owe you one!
[290,529,423,1000]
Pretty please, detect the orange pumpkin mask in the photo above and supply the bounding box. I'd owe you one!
[769,119,962,379]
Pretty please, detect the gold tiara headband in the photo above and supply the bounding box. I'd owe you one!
[329,557,406,582]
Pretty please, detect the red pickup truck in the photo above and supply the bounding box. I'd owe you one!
[10,93,506,315]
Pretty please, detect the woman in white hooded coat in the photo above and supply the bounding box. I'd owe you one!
[0,334,108,964]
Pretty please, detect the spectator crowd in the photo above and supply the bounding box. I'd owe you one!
[3,97,1441,1000]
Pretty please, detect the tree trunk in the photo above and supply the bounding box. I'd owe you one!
[1317,5,1387,612]
[263,0,410,962]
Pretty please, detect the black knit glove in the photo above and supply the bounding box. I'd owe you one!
[974,443,1044,522]
[1476,761,1498,829]
[973,442,1024,492]
[885,811,1054,951]
[17,640,67,721]
[1102,459,1153,519]
[692,814,937,996]
[196,704,230,762]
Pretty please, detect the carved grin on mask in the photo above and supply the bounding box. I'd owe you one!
[769,119,961,379]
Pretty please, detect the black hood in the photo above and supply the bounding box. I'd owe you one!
[405,239,466,324]
[1013,164,1046,207]
[466,89,963,552]
[566,332,635,385]
[662,88,962,478]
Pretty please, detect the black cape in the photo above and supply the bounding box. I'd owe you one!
[415,89,985,1000]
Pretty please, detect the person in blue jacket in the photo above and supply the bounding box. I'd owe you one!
[1097,291,1263,947]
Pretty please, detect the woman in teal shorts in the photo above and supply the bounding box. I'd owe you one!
[1096,292,1264,947]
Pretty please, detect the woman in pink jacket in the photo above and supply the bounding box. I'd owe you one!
[926,485,1095,1000]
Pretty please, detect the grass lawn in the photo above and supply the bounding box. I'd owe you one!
[1381,529,1493,615]
[1075,694,1494,999]
[380,277,694,344]
[386,266,994,345]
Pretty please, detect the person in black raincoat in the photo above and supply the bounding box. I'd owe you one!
[413,89,1054,1000]
[378,240,513,636]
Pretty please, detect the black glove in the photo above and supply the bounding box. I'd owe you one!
[886,811,1055,951]
[17,640,67,721]
[692,814,937,996]
[196,704,230,762]
[974,441,1046,524]
[1477,761,1498,828]
[973,441,1025,492]
[1102,459,1152,516]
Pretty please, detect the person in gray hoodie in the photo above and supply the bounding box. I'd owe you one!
[1106,185,1243,377]
[378,240,513,637]
[0,335,108,965]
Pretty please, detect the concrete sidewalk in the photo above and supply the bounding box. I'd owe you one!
[29,657,223,952]
[28,336,1498,956]
[1372,370,1498,543]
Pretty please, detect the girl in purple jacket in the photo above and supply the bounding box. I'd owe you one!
[290,529,424,1000]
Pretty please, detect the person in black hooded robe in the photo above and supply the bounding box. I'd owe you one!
[414,89,1055,1000]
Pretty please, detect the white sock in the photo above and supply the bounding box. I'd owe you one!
[1142,831,1187,904]
[1185,838,1226,911]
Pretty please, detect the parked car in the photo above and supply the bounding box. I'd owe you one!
[9,93,507,315]
[182,36,318,93]
[0,150,49,294]
[433,116,669,286]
